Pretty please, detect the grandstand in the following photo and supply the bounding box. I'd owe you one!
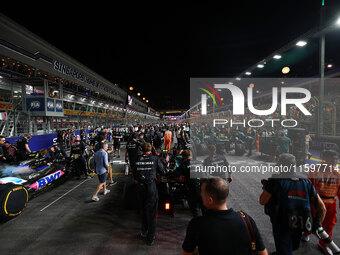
[0,14,159,137]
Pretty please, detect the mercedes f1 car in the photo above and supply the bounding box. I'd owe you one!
[0,152,71,222]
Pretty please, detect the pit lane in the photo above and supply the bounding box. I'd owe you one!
[0,146,338,255]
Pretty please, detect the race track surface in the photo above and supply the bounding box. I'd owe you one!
[0,146,338,255]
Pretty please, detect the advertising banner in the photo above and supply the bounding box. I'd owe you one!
[55,100,63,112]
[46,98,55,112]
[26,97,45,112]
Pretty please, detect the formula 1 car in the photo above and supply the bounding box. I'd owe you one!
[159,149,183,172]
[0,154,71,222]
[156,159,204,216]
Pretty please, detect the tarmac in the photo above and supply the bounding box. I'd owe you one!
[0,145,338,255]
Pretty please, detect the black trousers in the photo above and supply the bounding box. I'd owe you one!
[187,180,202,218]
[74,157,88,177]
[137,181,158,241]
[247,142,253,155]
[58,144,68,159]
[129,159,137,179]
[272,223,302,255]
[16,151,27,163]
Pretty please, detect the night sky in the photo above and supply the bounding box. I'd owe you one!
[2,1,340,110]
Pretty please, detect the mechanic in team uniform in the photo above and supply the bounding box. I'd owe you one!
[152,128,162,151]
[171,149,202,217]
[203,144,232,183]
[94,132,106,152]
[106,141,116,186]
[125,133,141,179]
[70,135,89,180]
[182,133,196,160]
[112,127,122,158]
[56,130,68,159]
[144,129,153,144]
[277,132,292,155]
[259,153,326,255]
[16,134,32,162]
[89,130,97,147]
[80,128,87,143]
[135,142,167,246]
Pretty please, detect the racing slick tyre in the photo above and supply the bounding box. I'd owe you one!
[122,178,138,210]
[88,156,96,175]
[0,183,28,222]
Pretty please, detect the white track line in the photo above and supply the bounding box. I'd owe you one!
[111,160,126,165]
[40,179,89,212]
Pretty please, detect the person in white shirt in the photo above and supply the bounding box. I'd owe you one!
[305,132,312,159]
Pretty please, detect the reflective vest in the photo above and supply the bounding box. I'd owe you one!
[309,163,340,204]
[164,130,172,141]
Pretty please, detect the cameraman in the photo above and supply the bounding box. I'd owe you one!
[259,153,326,255]
[183,177,267,255]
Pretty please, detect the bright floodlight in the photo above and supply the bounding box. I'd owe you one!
[257,64,264,68]
[273,55,282,59]
[245,72,251,75]
[296,41,307,47]
[282,66,290,74]
[236,77,241,80]
[337,17,340,26]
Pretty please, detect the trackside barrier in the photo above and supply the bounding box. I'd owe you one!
[4,130,90,152]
